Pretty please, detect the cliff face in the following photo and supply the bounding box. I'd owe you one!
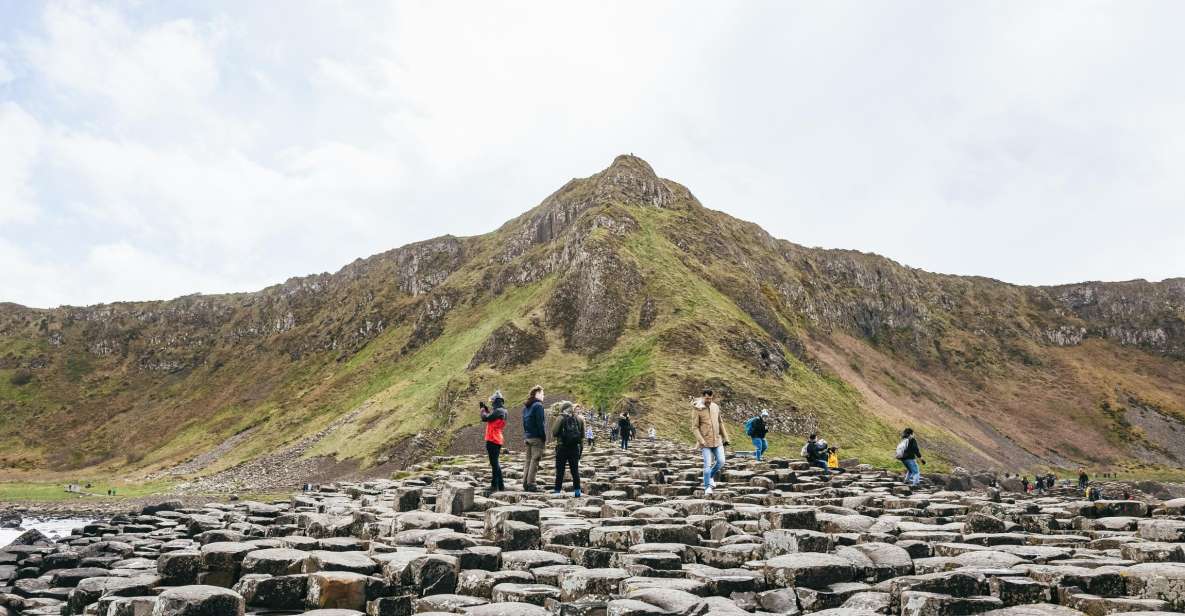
[2,155,1183,478]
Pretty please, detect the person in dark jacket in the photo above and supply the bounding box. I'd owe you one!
[897,428,925,485]
[749,410,770,461]
[1077,468,1089,492]
[522,385,547,491]
[480,391,508,492]
[550,401,586,496]
[802,433,830,476]
[617,413,634,450]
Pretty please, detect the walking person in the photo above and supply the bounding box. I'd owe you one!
[691,388,730,495]
[828,446,841,471]
[585,422,595,449]
[618,413,634,450]
[745,409,770,461]
[894,428,925,486]
[551,401,586,496]
[1077,468,1090,493]
[522,385,547,492]
[648,425,656,443]
[480,392,508,493]
[802,433,830,476]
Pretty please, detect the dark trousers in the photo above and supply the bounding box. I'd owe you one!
[620,435,630,450]
[486,441,504,491]
[554,445,581,492]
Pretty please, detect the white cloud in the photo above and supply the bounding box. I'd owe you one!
[0,103,42,224]
[2,1,1185,308]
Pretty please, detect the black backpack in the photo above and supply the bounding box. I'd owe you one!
[559,415,583,446]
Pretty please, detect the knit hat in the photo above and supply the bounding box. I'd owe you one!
[490,390,504,403]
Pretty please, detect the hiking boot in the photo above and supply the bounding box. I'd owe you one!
[573,489,582,497]
[704,486,714,496]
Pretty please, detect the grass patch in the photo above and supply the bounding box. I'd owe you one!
[0,480,175,502]
[579,340,654,410]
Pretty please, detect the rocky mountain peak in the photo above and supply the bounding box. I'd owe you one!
[593,153,678,208]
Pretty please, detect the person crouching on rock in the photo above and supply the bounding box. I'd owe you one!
[480,391,508,493]
[802,433,830,477]
[692,388,729,496]
[551,401,586,497]
[522,385,547,492]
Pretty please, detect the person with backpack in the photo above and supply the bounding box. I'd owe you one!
[522,385,547,492]
[609,425,619,443]
[895,428,925,485]
[691,388,730,495]
[480,391,508,492]
[551,401,585,496]
[618,413,634,450]
[801,433,830,476]
[745,410,770,461]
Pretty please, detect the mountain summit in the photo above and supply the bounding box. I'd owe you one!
[2,155,1184,483]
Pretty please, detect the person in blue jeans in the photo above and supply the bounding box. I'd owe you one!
[896,427,925,485]
[749,409,770,461]
[691,388,730,495]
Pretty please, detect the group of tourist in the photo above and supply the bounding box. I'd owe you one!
[475,385,931,496]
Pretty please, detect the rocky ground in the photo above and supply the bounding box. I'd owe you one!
[2,435,1185,616]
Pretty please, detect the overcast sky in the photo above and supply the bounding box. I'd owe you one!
[2,2,1183,308]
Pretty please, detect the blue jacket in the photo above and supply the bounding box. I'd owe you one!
[523,400,547,441]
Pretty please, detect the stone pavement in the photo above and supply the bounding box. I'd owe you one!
[2,438,1184,616]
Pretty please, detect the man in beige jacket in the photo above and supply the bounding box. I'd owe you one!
[691,388,730,495]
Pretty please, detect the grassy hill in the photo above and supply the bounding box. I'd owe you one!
[2,155,1184,486]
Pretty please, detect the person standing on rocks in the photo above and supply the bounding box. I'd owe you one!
[692,388,729,495]
[895,427,925,485]
[618,412,634,450]
[746,409,770,461]
[585,423,595,449]
[551,401,586,496]
[1078,467,1090,492]
[480,391,508,493]
[522,385,547,492]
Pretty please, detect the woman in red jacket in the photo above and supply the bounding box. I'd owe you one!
[481,391,508,492]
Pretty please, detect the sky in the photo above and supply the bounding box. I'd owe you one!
[2,1,1184,308]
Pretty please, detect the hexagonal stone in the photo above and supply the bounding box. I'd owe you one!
[151,585,245,616]
[462,601,551,616]
[765,553,857,589]
[233,573,308,610]
[306,571,371,611]
[241,548,309,576]
[559,568,631,601]
[501,550,569,572]
[414,593,489,612]
[491,583,561,606]
[304,551,379,575]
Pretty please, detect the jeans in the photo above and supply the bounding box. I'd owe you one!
[486,442,504,491]
[809,458,831,476]
[902,458,920,485]
[554,445,581,492]
[701,445,725,489]
[524,438,545,489]
[751,437,768,460]
[620,436,629,450]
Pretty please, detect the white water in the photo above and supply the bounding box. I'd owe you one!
[0,517,93,548]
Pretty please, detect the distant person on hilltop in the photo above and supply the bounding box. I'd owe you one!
[895,428,925,486]
[522,385,547,492]
[480,391,508,493]
[692,388,730,496]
